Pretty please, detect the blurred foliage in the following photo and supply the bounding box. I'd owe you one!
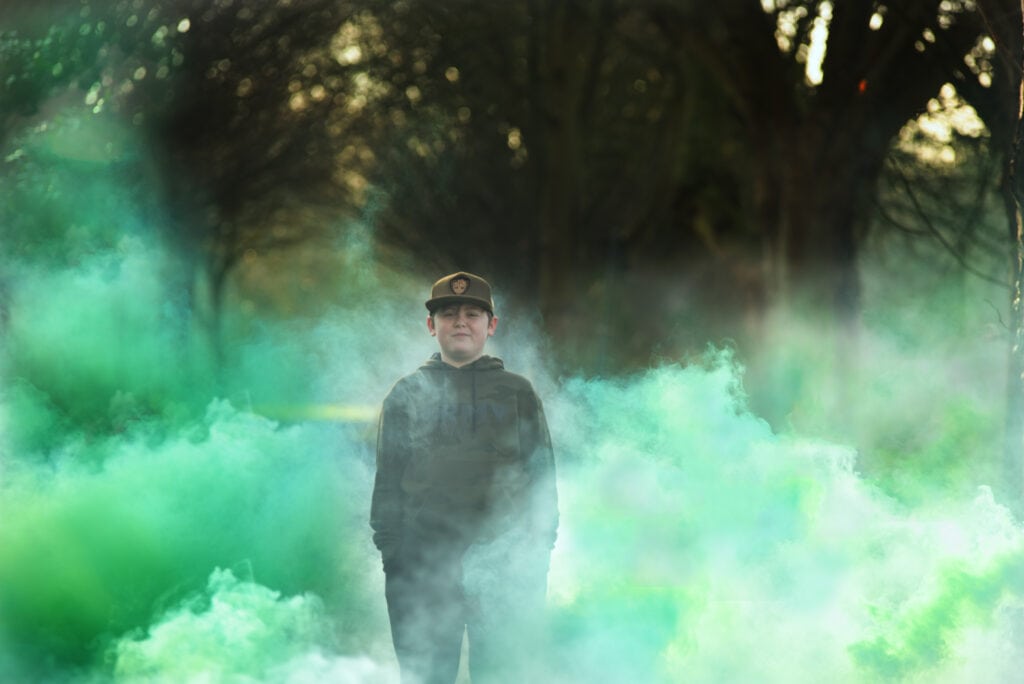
[1,1,1015,349]
[0,1,1019,423]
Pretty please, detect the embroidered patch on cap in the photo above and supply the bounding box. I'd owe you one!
[450,276,470,294]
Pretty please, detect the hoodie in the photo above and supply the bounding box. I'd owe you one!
[370,354,558,563]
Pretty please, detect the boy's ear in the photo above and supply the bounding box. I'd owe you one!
[427,315,436,336]
[487,315,499,336]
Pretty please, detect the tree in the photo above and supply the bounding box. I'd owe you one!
[2,0,376,368]
[344,1,1006,371]
[971,0,1024,511]
[652,2,990,326]
[341,1,716,364]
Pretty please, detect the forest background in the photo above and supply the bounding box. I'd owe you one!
[3,1,1024,682]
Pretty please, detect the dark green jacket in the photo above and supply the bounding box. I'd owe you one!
[370,354,558,562]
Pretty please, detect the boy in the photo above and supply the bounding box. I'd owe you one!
[371,271,558,683]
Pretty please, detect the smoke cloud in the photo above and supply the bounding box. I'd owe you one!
[2,101,1022,684]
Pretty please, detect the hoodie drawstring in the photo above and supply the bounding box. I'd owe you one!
[471,366,477,433]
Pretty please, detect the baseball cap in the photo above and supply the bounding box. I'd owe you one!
[425,271,494,313]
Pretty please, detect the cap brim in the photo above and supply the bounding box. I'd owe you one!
[425,295,493,313]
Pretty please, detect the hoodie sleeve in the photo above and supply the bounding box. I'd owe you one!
[370,389,409,561]
[518,386,559,550]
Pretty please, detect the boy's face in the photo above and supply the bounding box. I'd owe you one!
[427,303,498,366]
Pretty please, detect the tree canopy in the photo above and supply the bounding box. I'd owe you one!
[1,0,1018,369]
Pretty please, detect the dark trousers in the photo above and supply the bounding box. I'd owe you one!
[384,550,465,684]
[384,542,549,684]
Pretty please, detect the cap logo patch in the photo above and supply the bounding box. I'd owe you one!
[450,276,469,294]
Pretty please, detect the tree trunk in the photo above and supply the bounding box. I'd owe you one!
[749,128,869,432]
[1004,1,1024,512]
[529,1,590,341]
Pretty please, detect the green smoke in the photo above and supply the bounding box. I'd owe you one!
[545,358,1022,681]
[850,552,1024,680]
[0,111,388,681]
[1,107,1022,683]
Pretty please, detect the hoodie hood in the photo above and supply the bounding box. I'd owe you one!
[421,353,505,371]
